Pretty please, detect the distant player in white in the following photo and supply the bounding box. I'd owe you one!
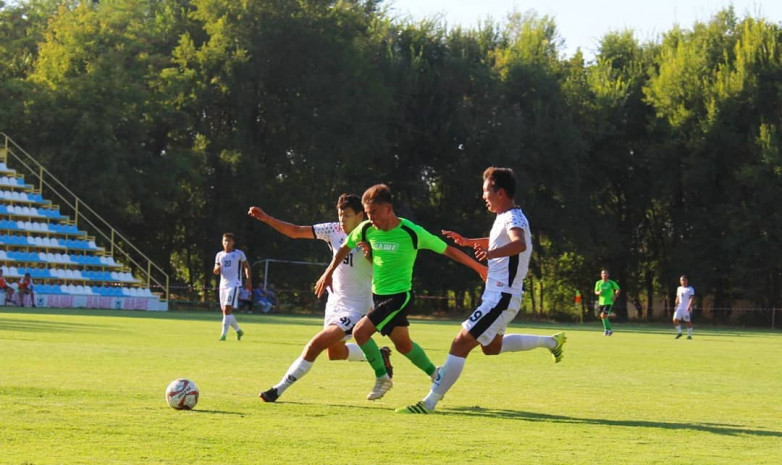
[673,275,695,339]
[248,194,392,402]
[397,167,567,414]
[213,233,251,341]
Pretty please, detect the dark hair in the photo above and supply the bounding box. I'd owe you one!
[483,167,517,199]
[337,193,363,213]
[222,232,235,241]
[362,184,394,206]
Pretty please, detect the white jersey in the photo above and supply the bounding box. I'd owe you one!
[676,286,695,311]
[215,249,247,289]
[484,207,531,296]
[313,222,373,313]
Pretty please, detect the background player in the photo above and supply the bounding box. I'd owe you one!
[594,268,620,335]
[315,184,487,401]
[213,233,251,341]
[396,167,565,414]
[673,275,695,339]
[248,194,393,402]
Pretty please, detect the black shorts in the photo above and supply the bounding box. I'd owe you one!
[598,305,613,315]
[368,291,414,336]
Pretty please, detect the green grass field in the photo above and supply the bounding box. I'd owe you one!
[0,308,779,465]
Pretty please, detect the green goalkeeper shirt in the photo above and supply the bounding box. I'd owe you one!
[345,218,447,295]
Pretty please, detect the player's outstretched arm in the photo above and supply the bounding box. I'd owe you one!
[248,206,314,239]
[443,245,488,282]
[442,230,489,250]
[314,245,352,298]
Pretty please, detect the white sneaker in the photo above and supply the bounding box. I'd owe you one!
[366,376,393,400]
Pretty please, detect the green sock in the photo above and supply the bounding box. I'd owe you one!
[360,338,387,377]
[604,319,612,331]
[403,341,436,376]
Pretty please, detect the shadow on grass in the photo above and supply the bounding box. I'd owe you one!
[445,406,782,437]
[191,409,246,416]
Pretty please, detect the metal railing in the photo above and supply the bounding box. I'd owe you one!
[0,132,169,303]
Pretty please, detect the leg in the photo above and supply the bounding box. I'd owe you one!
[261,326,349,402]
[673,317,682,338]
[388,325,436,378]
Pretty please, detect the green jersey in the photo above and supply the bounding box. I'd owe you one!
[345,218,447,295]
[595,279,620,306]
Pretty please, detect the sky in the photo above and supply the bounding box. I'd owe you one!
[385,0,781,60]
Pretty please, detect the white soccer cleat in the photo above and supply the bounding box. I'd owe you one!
[366,376,393,400]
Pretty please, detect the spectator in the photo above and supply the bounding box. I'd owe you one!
[238,287,254,313]
[265,283,278,306]
[0,269,14,305]
[17,272,36,307]
[252,284,273,313]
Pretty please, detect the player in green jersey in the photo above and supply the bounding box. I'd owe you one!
[594,268,620,335]
[315,184,487,400]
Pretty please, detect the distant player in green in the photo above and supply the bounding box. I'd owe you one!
[594,268,620,335]
[315,184,486,400]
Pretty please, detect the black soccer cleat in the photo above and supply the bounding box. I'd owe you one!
[259,387,279,403]
[380,346,394,379]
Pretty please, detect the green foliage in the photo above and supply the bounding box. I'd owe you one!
[0,2,779,315]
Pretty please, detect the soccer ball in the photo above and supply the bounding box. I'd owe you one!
[165,378,199,410]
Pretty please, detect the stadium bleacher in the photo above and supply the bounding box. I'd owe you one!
[0,161,165,310]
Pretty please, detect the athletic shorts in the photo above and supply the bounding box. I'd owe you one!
[461,290,522,346]
[367,291,414,336]
[673,307,691,322]
[324,300,369,339]
[598,305,613,315]
[219,286,241,309]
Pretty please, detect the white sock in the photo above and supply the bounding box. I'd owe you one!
[687,326,693,336]
[274,357,314,395]
[675,325,682,334]
[500,334,554,353]
[346,343,367,361]
[228,314,240,331]
[423,354,466,410]
[221,316,230,336]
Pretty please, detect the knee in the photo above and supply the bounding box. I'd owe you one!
[480,345,501,356]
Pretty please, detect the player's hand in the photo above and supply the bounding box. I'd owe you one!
[314,273,333,298]
[473,244,490,261]
[442,230,468,246]
[357,241,372,260]
[248,206,268,221]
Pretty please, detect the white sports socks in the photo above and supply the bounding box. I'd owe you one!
[500,334,554,353]
[346,343,367,361]
[274,357,314,395]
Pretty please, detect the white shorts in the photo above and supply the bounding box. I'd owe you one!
[219,286,241,309]
[324,301,369,340]
[673,307,691,322]
[461,290,522,346]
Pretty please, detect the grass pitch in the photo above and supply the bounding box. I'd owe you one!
[0,308,780,465]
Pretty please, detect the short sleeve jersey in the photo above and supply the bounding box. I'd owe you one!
[345,218,447,295]
[595,279,620,306]
[485,207,532,295]
[313,222,373,311]
[215,249,247,289]
[676,286,695,311]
